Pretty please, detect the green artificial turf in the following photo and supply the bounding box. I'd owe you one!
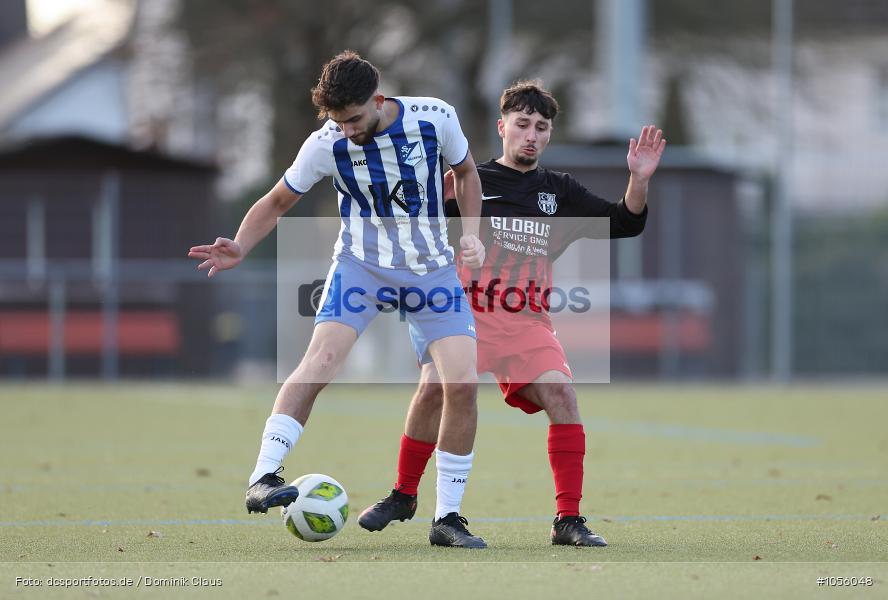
[1,382,885,598]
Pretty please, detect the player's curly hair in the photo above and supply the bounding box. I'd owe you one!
[500,79,559,120]
[311,51,380,118]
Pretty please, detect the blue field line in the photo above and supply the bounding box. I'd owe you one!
[6,477,888,495]
[0,514,881,528]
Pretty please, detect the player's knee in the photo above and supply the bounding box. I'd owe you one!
[442,380,477,406]
[414,381,444,409]
[543,383,578,415]
[303,342,347,374]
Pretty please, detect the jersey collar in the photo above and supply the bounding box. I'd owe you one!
[374,98,404,137]
[488,158,539,176]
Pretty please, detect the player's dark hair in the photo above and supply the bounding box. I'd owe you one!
[311,50,380,118]
[500,79,559,120]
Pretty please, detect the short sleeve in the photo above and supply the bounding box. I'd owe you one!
[282,129,334,194]
[439,104,470,167]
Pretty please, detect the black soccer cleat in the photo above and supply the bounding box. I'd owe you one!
[358,489,418,531]
[429,513,487,548]
[245,467,299,514]
[551,515,608,547]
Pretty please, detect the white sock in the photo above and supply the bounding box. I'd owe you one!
[248,414,303,486]
[434,449,474,520]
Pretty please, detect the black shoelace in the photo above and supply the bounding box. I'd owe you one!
[268,466,286,486]
[560,516,592,532]
[445,514,472,534]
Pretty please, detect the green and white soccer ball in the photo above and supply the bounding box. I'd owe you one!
[281,474,349,542]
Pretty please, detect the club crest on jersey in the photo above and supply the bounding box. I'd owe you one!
[538,192,558,215]
[400,141,424,167]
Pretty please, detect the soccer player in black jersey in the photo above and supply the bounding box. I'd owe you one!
[359,81,666,546]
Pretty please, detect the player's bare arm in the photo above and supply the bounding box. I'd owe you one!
[624,124,666,215]
[442,167,486,267]
[187,179,301,277]
[450,151,485,268]
[445,152,485,269]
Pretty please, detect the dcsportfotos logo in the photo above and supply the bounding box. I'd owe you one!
[464,279,591,314]
[297,279,327,317]
[297,275,592,318]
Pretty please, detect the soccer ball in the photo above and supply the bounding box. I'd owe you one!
[281,474,349,542]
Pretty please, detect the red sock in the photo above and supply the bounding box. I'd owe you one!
[548,424,585,517]
[395,434,436,496]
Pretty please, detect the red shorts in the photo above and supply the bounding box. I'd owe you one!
[476,319,573,414]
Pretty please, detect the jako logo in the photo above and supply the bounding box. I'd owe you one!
[352,159,367,167]
[269,436,291,449]
[451,478,466,483]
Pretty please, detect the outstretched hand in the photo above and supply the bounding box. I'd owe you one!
[187,237,243,278]
[628,125,666,181]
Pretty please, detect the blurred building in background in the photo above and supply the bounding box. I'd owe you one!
[0,0,886,380]
[0,136,216,377]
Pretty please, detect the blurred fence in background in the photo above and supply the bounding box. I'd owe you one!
[2,160,886,381]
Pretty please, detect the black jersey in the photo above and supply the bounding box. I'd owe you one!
[449,159,647,238]
[447,159,647,324]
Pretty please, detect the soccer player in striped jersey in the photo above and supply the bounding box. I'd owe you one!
[188,51,487,548]
[358,80,666,546]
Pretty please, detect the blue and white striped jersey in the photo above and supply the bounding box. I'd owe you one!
[283,96,470,274]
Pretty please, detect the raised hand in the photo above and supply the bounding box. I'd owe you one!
[187,237,244,278]
[628,125,666,182]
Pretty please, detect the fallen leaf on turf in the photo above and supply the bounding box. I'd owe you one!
[195,467,211,477]
[601,518,613,523]
[101,529,108,534]
[57,512,67,517]
[370,556,379,560]
[826,542,839,549]
[815,494,832,501]
[871,515,881,521]
[18,554,26,559]
[753,555,762,560]
[116,545,124,552]
[767,468,781,477]
[147,531,162,538]
[316,555,342,562]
